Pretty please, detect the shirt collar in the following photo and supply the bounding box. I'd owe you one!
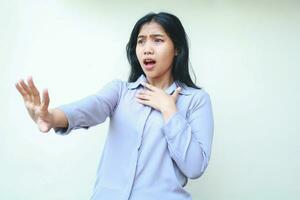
[127,74,192,95]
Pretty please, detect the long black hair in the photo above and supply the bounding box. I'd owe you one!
[126,12,200,89]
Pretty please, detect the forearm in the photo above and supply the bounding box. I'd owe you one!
[162,112,211,179]
[53,81,121,135]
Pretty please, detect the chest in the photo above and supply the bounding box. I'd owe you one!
[111,89,190,137]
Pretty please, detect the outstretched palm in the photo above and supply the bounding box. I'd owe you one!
[16,77,53,133]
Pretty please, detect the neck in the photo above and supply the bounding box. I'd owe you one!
[146,75,174,90]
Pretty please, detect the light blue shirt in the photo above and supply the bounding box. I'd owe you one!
[56,74,214,200]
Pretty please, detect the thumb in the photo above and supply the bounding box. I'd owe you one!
[172,87,181,100]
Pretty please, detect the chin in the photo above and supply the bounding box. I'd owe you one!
[143,71,157,79]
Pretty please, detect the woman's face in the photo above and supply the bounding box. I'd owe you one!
[136,21,177,81]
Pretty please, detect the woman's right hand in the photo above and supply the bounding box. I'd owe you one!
[15,77,54,133]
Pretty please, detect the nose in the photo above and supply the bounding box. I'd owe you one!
[143,43,154,55]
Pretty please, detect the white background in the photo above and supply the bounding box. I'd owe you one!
[1,0,299,199]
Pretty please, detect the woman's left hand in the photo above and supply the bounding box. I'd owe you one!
[136,83,181,121]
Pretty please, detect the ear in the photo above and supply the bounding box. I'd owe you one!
[175,48,178,56]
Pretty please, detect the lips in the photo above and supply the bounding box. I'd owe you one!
[143,58,156,70]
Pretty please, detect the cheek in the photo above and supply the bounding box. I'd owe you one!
[159,50,175,64]
[159,44,175,59]
[135,48,142,61]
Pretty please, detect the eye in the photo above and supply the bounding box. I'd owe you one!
[137,39,145,44]
[154,38,163,43]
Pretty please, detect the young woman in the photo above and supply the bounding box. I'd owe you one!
[16,12,214,200]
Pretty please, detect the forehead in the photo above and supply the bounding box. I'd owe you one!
[138,21,167,36]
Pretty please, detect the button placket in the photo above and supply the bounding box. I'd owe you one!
[122,105,152,200]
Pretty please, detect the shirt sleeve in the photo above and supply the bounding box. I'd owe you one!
[162,90,214,179]
[54,79,122,135]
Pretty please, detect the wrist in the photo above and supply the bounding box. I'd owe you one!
[50,108,68,129]
[161,105,177,123]
[48,109,56,128]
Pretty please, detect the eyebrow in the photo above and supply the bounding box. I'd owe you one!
[137,34,165,39]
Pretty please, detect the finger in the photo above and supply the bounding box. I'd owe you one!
[136,98,151,106]
[27,76,41,105]
[136,93,150,101]
[19,79,32,96]
[172,87,181,100]
[15,82,30,101]
[142,82,158,92]
[41,89,50,112]
[138,89,153,96]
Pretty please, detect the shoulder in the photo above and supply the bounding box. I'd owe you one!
[104,79,127,90]
[181,85,212,109]
[95,79,128,96]
[109,79,137,88]
[106,79,124,86]
[182,84,211,100]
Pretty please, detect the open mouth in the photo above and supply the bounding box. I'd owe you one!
[143,58,156,69]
